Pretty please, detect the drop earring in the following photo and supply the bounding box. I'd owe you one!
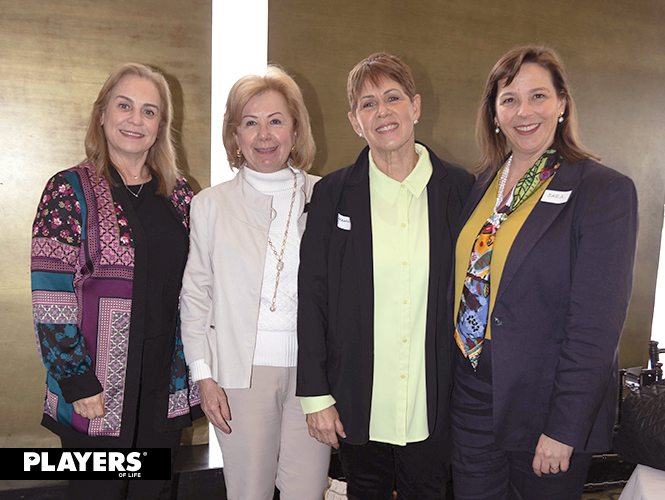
[558,113,564,124]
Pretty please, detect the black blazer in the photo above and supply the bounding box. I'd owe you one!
[297,144,474,445]
[457,158,638,453]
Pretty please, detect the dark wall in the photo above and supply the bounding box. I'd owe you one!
[268,0,665,368]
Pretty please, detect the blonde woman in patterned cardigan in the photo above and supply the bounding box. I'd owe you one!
[31,63,201,500]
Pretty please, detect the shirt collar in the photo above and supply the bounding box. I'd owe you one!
[369,143,433,205]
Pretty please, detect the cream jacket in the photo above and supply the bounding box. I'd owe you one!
[180,168,318,389]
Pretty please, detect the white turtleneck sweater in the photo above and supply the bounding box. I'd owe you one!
[188,166,304,383]
[244,165,303,367]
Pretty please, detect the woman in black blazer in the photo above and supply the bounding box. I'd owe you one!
[450,45,638,500]
[297,52,474,500]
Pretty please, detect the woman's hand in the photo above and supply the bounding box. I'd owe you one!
[306,405,346,449]
[532,433,574,476]
[72,392,105,419]
[198,378,232,434]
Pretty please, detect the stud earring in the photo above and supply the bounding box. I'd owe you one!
[495,125,500,134]
[358,133,363,138]
[558,114,564,124]
[414,119,418,125]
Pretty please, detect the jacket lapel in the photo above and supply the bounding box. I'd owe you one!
[425,151,451,319]
[343,148,375,338]
[495,160,581,303]
[423,150,454,427]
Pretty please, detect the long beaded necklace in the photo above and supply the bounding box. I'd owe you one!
[486,154,513,229]
[266,168,298,312]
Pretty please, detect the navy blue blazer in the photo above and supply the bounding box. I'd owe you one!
[457,158,638,453]
[297,144,474,445]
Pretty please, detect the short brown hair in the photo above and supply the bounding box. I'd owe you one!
[347,53,416,113]
[222,65,315,171]
[476,44,600,174]
[85,63,179,196]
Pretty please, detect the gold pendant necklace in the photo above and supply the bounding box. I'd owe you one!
[266,168,298,312]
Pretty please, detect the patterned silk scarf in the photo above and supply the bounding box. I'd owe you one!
[455,149,561,369]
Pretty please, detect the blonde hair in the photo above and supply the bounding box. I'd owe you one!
[223,65,315,171]
[85,63,180,196]
[476,44,600,174]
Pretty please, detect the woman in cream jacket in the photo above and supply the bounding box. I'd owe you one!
[180,66,330,500]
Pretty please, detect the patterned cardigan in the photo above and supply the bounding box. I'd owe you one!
[31,161,201,438]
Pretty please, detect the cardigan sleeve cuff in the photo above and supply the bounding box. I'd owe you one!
[188,359,213,383]
[58,370,103,404]
[300,395,336,415]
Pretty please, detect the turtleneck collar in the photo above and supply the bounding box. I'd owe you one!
[242,165,299,195]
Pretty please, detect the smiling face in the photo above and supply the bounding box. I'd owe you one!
[101,75,162,169]
[495,62,566,163]
[235,90,296,173]
[348,78,421,161]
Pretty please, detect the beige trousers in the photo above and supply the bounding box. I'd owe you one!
[214,365,331,500]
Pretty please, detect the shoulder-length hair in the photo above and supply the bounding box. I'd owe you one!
[476,44,600,174]
[222,65,315,171]
[85,63,179,196]
[347,52,417,113]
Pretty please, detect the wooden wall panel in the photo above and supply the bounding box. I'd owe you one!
[0,0,211,446]
[268,0,665,368]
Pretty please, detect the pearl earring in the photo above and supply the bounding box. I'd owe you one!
[414,119,418,125]
[558,114,564,123]
[358,133,363,138]
[495,125,500,134]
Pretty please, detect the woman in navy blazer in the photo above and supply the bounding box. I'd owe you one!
[450,45,638,500]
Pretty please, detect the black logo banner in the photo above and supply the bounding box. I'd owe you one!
[2,448,171,480]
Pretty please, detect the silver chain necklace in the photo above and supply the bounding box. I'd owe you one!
[125,182,145,198]
[266,168,298,312]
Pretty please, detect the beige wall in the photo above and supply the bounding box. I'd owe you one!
[0,0,211,447]
[269,0,665,369]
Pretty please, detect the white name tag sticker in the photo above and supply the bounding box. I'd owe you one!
[541,189,572,204]
[337,213,351,231]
